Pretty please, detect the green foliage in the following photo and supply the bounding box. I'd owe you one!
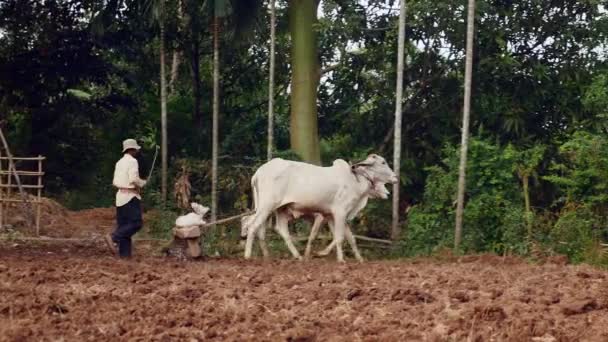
[540,132,608,265]
[353,199,393,239]
[405,139,527,255]
[544,131,608,208]
[272,149,303,162]
[549,205,607,265]
[506,144,546,178]
[145,209,179,239]
[582,72,608,132]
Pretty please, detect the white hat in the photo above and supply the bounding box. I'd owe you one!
[122,139,141,153]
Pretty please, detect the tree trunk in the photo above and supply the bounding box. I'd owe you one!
[169,0,183,95]
[391,0,407,241]
[211,16,220,234]
[160,0,168,205]
[288,0,320,165]
[454,0,476,251]
[169,51,181,95]
[192,45,201,127]
[267,0,276,161]
[191,25,202,128]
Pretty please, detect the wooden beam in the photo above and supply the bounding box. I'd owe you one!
[354,235,393,245]
[0,198,42,204]
[0,171,45,176]
[0,156,46,161]
[294,234,392,245]
[200,211,253,228]
[0,184,44,189]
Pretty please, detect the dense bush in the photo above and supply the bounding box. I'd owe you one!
[405,139,528,255]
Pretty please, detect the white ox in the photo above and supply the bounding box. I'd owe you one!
[241,154,397,262]
[241,181,388,262]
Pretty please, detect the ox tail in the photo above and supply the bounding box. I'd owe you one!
[251,173,259,212]
[241,173,260,238]
[241,172,274,238]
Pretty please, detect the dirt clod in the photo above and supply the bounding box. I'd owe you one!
[346,288,362,301]
[561,299,599,315]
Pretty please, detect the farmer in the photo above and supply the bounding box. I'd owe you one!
[104,138,147,258]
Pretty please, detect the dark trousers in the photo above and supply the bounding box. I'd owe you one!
[112,198,142,258]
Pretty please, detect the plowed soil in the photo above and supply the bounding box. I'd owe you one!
[1,241,608,342]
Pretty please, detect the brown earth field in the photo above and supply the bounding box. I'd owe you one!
[1,201,608,341]
[1,240,608,342]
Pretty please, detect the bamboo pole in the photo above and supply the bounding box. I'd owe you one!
[0,170,45,175]
[1,184,44,189]
[0,156,45,160]
[211,16,220,234]
[200,211,252,228]
[7,149,11,218]
[160,0,168,204]
[454,0,477,250]
[267,0,276,161]
[0,148,3,228]
[391,0,407,240]
[294,234,392,245]
[36,156,42,236]
[0,198,42,204]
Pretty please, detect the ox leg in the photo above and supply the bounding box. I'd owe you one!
[274,212,302,260]
[316,222,361,261]
[344,224,364,262]
[304,214,325,260]
[245,210,270,259]
[245,227,256,259]
[333,215,347,263]
[317,221,336,257]
[256,218,270,259]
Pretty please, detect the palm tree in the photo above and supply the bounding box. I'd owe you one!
[211,2,221,232]
[454,0,477,250]
[267,0,276,161]
[168,0,183,96]
[159,0,168,204]
[392,0,407,241]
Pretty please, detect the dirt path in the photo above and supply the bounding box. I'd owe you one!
[1,243,607,341]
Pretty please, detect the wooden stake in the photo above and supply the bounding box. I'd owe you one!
[0,148,3,228]
[36,156,42,236]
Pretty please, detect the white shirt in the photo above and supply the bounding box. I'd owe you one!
[113,154,147,207]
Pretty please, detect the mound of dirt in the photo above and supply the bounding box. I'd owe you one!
[2,195,115,238]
